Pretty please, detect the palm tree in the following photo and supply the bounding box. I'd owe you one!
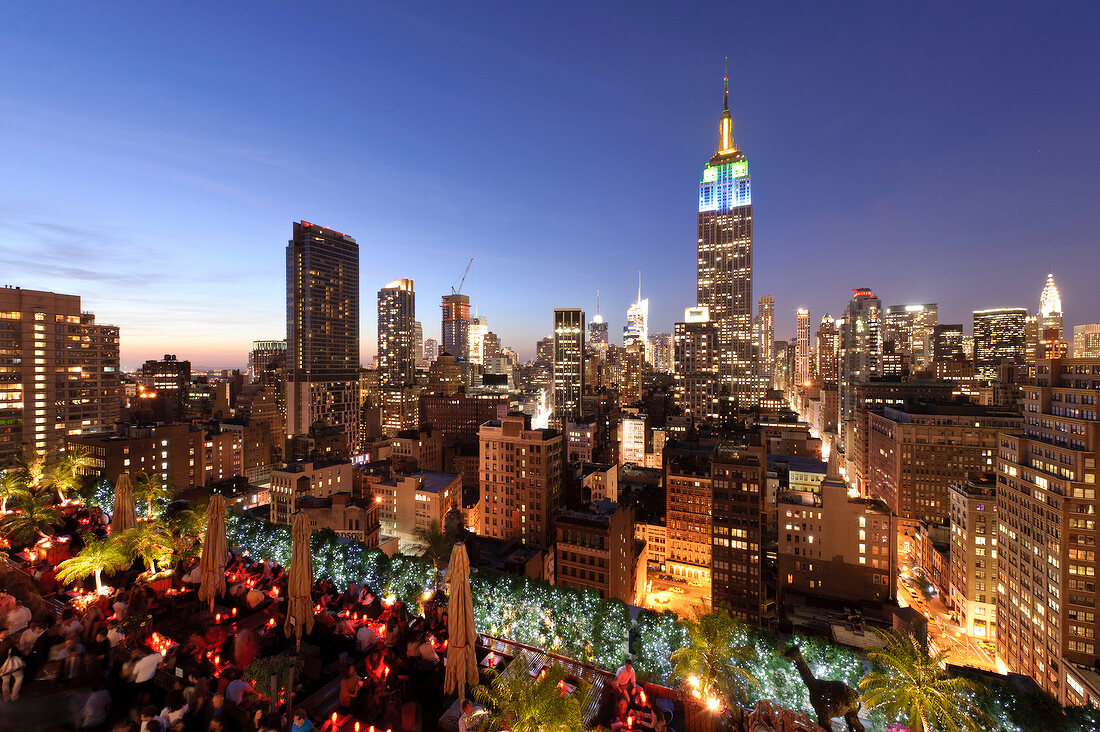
[860,631,990,732]
[134,471,173,518]
[56,534,129,594]
[470,663,587,732]
[1,489,63,544]
[119,520,175,576]
[49,447,89,502]
[165,502,207,560]
[670,607,758,715]
[412,519,454,589]
[0,470,29,513]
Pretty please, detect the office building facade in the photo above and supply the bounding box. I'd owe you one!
[973,307,1028,382]
[441,293,470,358]
[697,70,758,409]
[795,308,811,387]
[286,221,360,455]
[0,288,120,463]
[552,309,585,426]
[996,358,1100,705]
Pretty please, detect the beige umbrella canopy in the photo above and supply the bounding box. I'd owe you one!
[109,473,138,535]
[444,542,478,701]
[198,494,228,612]
[284,512,314,650]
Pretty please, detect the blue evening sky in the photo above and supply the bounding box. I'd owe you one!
[1,2,1098,368]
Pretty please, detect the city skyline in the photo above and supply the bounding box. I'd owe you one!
[2,3,1099,368]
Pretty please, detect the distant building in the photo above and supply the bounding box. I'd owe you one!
[838,288,883,457]
[1072,324,1100,359]
[419,392,508,446]
[697,71,757,408]
[478,414,563,549]
[779,452,897,618]
[441,294,471,360]
[885,304,938,370]
[711,442,768,625]
[248,340,286,383]
[297,492,380,547]
[552,309,585,426]
[757,295,776,387]
[932,324,966,362]
[374,470,461,547]
[948,474,997,642]
[665,441,713,583]
[815,314,838,385]
[673,306,719,425]
[795,308,811,387]
[269,460,353,525]
[554,500,645,603]
[866,402,1019,522]
[390,426,443,472]
[972,307,1028,382]
[69,422,243,492]
[423,337,439,364]
[286,221,360,455]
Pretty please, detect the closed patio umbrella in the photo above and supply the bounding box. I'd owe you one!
[284,512,314,650]
[444,542,478,701]
[109,473,137,535]
[198,494,227,612]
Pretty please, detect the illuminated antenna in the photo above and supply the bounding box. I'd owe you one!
[723,56,729,111]
[596,288,601,317]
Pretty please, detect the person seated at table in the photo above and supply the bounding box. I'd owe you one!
[360,588,383,620]
[417,632,440,669]
[355,622,379,653]
[383,617,400,652]
[614,658,638,698]
[337,663,361,713]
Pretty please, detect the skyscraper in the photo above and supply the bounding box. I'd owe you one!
[286,221,360,455]
[377,279,416,388]
[972,307,1028,382]
[0,287,120,463]
[996,358,1100,704]
[1038,271,1066,358]
[624,275,650,364]
[884,304,938,369]
[441,293,470,358]
[1039,271,1064,341]
[838,288,883,458]
[757,295,775,387]
[697,65,757,409]
[468,315,489,366]
[795,308,811,387]
[423,338,439,364]
[815,314,838,384]
[588,290,609,357]
[552,308,585,425]
[249,340,286,383]
[674,306,719,424]
[1073,324,1100,358]
[413,321,425,369]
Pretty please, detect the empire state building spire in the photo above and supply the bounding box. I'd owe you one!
[719,57,735,153]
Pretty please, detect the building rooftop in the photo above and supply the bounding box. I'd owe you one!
[377,470,458,494]
[768,454,828,474]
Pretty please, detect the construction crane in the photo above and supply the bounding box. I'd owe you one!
[451,257,473,295]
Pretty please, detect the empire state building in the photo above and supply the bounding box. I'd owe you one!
[697,66,759,409]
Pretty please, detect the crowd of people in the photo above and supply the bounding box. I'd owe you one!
[0,542,462,732]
